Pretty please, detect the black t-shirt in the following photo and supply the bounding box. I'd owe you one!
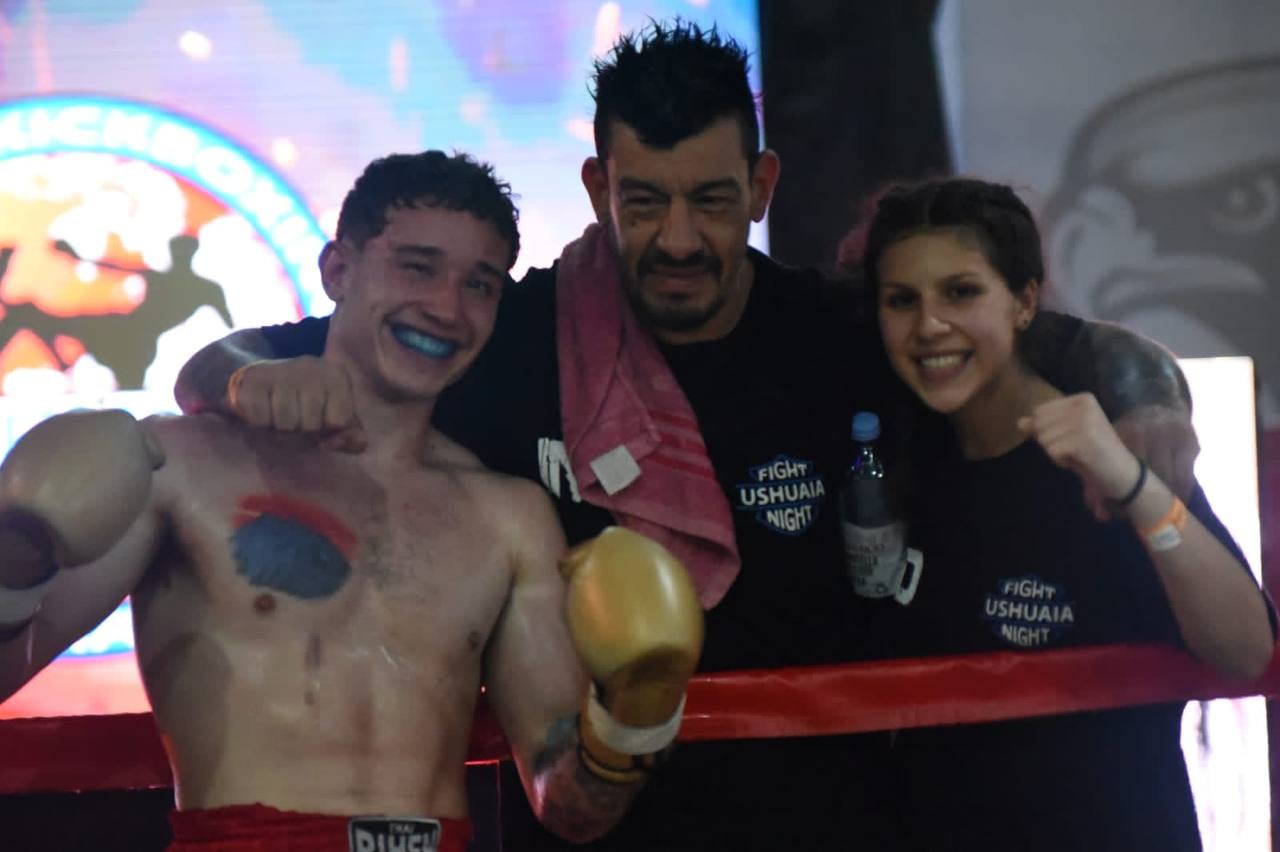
[262,252,900,850]
[879,434,1264,852]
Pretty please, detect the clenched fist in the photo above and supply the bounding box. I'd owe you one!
[228,357,367,452]
[1018,393,1146,520]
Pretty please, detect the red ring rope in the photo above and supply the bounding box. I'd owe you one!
[1,642,1276,795]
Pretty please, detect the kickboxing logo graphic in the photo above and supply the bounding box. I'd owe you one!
[0,96,327,667]
[734,454,826,535]
[982,574,1076,648]
[0,95,326,398]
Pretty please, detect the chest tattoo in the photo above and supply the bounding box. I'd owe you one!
[231,494,357,600]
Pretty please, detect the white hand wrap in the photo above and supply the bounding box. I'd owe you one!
[585,683,685,756]
[0,573,54,627]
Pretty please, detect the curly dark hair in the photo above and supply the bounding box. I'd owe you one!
[336,150,520,268]
[591,19,759,165]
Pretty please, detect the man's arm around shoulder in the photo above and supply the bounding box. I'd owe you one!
[173,318,329,415]
[173,319,366,449]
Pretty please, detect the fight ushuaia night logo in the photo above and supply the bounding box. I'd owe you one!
[735,454,827,535]
[0,95,327,660]
[982,574,1077,649]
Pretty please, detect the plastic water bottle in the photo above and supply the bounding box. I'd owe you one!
[841,411,908,599]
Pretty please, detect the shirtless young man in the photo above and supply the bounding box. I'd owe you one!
[0,151,701,852]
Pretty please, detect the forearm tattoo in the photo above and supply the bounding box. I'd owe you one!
[531,714,644,843]
[1028,314,1190,418]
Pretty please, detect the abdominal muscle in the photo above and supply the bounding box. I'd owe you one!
[145,618,483,818]
[134,541,496,819]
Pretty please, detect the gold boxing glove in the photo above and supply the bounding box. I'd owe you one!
[560,527,704,784]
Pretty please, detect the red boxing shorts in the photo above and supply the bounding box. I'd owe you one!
[168,803,473,851]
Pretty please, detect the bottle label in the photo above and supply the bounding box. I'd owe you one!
[842,519,906,598]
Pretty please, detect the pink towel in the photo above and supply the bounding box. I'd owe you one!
[556,224,740,608]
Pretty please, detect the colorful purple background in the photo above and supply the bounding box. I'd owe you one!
[1,0,762,279]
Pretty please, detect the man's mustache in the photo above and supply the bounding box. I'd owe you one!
[639,251,721,276]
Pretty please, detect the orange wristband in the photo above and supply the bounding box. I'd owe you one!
[1140,496,1188,553]
[226,365,252,413]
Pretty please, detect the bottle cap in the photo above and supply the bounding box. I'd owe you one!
[852,411,880,442]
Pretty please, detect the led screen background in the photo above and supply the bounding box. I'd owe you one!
[0,0,762,718]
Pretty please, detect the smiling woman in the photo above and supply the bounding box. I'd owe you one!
[854,176,1275,852]
[875,229,1037,447]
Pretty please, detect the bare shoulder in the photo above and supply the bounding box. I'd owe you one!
[143,411,253,460]
[459,465,560,536]
[428,432,564,571]
[446,456,553,521]
[488,474,560,531]
[141,412,248,493]
[143,410,239,442]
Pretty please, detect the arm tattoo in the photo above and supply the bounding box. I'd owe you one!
[530,714,645,843]
[1026,313,1191,418]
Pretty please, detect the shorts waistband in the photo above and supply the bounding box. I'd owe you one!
[168,803,473,851]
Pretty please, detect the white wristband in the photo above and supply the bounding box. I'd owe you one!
[586,683,685,756]
[1147,525,1183,553]
[0,573,55,626]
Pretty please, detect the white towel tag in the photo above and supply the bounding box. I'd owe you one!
[590,445,641,496]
